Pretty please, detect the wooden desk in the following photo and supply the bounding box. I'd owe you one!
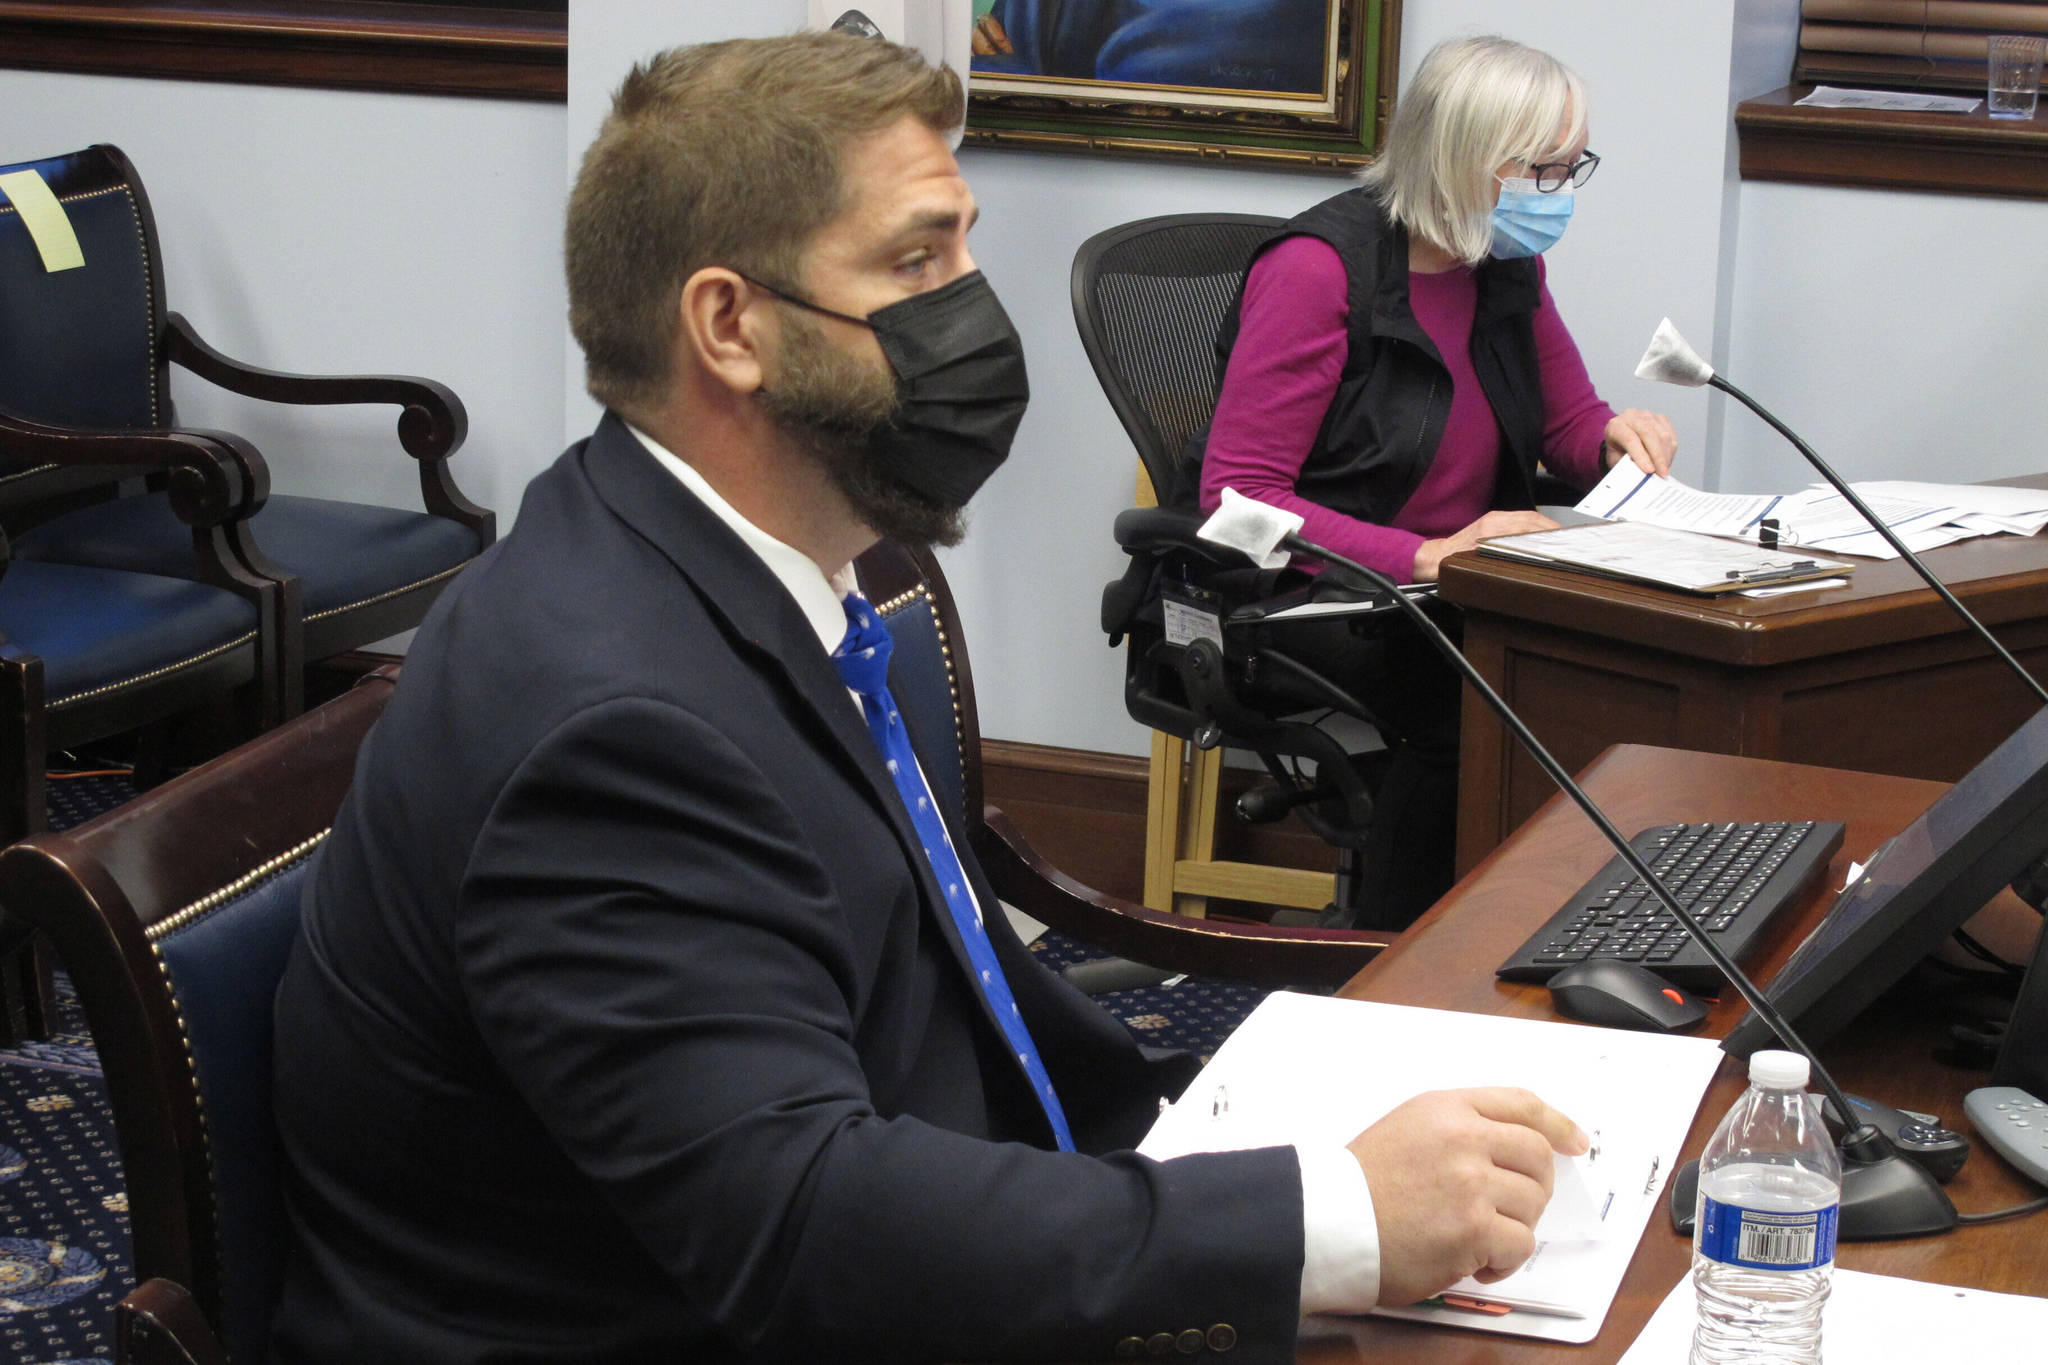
[1440,522,2048,874]
[1298,744,2046,1365]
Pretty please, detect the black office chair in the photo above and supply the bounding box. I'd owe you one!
[854,537,1391,989]
[0,144,493,713]
[0,668,398,1365]
[1073,212,1441,933]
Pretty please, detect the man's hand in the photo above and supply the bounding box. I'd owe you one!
[1412,509,1558,581]
[1347,1088,1589,1306]
[1601,408,1678,477]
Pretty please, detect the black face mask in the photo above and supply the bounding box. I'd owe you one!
[744,270,1030,509]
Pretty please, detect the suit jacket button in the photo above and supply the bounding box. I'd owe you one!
[1206,1323,1239,1352]
[1176,1328,1206,1353]
[1147,1331,1177,1355]
[1114,1336,1145,1359]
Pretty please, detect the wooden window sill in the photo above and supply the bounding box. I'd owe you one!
[1737,85,2048,199]
[0,2,566,102]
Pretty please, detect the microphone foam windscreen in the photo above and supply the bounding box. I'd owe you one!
[1198,488,1302,570]
[1634,318,1715,387]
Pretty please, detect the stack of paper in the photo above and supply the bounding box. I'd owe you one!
[1618,1268,2048,1360]
[1140,991,1725,1344]
[1576,465,2048,561]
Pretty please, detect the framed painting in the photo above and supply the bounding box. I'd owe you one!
[963,0,1399,170]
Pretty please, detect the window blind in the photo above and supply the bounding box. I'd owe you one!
[1798,0,2048,91]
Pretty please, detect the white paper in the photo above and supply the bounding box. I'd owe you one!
[1796,85,1983,114]
[1854,479,2048,525]
[1577,468,2048,560]
[1575,463,1783,540]
[1144,992,1725,1343]
[1618,1267,2048,1362]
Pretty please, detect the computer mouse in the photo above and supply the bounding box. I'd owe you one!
[1546,959,1710,1033]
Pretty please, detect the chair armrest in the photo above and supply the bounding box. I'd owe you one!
[972,805,1391,990]
[0,404,263,529]
[116,1277,227,1365]
[164,312,467,462]
[1112,505,1233,562]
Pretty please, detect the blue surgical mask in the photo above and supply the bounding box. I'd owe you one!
[1489,176,1573,259]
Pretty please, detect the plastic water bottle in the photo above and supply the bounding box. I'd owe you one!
[1690,1050,1841,1364]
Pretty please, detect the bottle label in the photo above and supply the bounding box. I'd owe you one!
[1696,1196,1838,1271]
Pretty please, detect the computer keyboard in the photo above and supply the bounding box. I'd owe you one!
[1496,820,1846,993]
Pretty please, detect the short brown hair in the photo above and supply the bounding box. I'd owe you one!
[566,33,962,417]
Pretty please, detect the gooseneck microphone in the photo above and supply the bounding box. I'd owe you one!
[1194,489,1957,1240]
[1638,319,2048,939]
[1634,319,2048,712]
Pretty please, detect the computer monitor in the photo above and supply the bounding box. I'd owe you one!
[1724,704,2048,1058]
[1992,897,2048,1099]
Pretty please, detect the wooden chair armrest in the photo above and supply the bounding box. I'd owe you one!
[164,311,467,462]
[973,805,1392,990]
[0,404,264,529]
[117,1277,227,1365]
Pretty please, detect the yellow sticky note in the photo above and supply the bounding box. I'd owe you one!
[0,169,85,273]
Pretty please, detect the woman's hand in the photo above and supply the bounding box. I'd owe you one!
[1600,409,1678,476]
[1413,509,1559,582]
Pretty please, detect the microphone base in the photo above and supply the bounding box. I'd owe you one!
[1667,1153,1959,1242]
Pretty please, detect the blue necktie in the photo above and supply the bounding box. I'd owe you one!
[832,591,1074,1151]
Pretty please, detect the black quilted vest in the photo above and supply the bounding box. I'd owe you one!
[1210,188,1546,525]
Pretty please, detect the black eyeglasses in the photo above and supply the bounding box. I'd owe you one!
[1528,149,1599,194]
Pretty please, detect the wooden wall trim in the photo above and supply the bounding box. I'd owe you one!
[1737,85,2048,199]
[0,2,567,102]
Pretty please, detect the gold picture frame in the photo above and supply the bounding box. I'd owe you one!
[964,0,1399,171]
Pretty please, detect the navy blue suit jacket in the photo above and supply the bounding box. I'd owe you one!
[270,414,1303,1363]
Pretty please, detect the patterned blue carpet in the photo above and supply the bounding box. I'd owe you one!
[0,769,1266,1362]
[2,771,137,1365]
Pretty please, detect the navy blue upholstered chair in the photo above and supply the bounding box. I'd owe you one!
[854,539,1391,989]
[0,144,494,713]
[1,149,303,1044]
[0,669,396,1365]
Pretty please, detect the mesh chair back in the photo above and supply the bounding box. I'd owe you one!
[1070,214,1284,505]
[0,145,164,431]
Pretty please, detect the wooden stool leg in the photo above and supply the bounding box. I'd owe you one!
[1143,729,1185,914]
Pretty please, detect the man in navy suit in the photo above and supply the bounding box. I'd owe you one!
[269,31,1584,1364]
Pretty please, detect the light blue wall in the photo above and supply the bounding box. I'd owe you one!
[0,69,566,532]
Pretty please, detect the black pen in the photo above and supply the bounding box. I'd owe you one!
[1725,560,1818,585]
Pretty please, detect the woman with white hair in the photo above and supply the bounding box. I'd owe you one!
[1193,35,1677,924]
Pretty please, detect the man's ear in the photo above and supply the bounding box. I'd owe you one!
[678,267,769,396]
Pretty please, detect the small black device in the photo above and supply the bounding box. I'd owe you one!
[1497,820,1844,991]
[1546,958,1709,1033]
[1822,1093,1970,1184]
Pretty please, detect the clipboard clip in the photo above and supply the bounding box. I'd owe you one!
[1724,560,1818,585]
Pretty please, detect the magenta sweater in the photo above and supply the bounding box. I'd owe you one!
[1198,234,1616,582]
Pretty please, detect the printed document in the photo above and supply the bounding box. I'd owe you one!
[1619,1267,2048,1360]
[1577,465,2048,560]
[1141,992,1724,1343]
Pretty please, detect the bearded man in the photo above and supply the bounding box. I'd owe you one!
[268,32,1581,1365]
